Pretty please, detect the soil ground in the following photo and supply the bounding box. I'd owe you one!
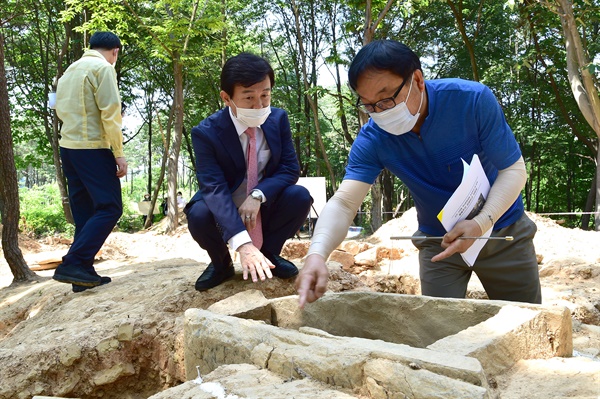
[0,210,598,398]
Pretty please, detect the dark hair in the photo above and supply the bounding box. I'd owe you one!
[348,40,421,91]
[220,53,275,97]
[89,31,122,51]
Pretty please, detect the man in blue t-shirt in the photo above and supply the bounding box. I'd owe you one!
[296,39,541,306]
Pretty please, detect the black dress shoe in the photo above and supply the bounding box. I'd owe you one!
[263,253,299,279]
[72,276,112,293]
[53,264,102,287]
[195,263,235,291]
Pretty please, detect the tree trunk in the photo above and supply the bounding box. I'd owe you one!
[381,169,394,223]
[370,179,382,233]
[535,155,541,213]
[182,126,196,188]
[554,0,600,230]
[329,9,353,146]
[148,108,173,229]
[362,0,395,232]
[290,0,337,190]
[0,32,37,282]
[52,106,73,224]
[147,96,154,200]
[446,0,481,81]
[166,57,184,233]
[143,95,155,228]
[596,141,600,230]
[581,168,597,230]
[52,20,74,224]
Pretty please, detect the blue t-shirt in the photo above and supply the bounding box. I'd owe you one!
[344,78,524,235]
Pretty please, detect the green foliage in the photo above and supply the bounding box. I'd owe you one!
[61,0,132,36]
[5,0,600,234]
[3,0,64,172]
[18,183,167,237]
[19,185,74,237]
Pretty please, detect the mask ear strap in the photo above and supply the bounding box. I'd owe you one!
[403,73,415,101]
[415,86,424,115]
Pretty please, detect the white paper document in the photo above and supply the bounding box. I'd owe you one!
[437,154,493,267]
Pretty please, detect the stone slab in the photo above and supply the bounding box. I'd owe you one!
[148,364,358,398]
[183,291,573,399]
[428,304,573,375]
[184,308,492,399]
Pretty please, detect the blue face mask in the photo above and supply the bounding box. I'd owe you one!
[369,75,423,136]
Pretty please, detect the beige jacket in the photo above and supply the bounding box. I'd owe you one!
[56,50,123,158]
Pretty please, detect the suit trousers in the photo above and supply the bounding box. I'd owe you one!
[60,148,123,273]
[414,212,541,304]
[187,184,312,268]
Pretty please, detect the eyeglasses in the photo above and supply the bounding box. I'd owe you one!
[355,78,408,114]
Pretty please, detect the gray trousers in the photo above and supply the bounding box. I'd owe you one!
[413,213,542,304]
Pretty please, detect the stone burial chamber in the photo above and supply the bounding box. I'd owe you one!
[181,291,572,399]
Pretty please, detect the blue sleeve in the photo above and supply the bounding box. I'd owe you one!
[344,125,384,184]
[476,86,522,170]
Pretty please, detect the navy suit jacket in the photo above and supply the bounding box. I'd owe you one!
[187,107,300,242]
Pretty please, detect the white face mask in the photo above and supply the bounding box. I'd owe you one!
[369,76,424,136]
[231,100,271,128]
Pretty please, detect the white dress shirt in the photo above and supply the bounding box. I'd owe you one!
[227,108,271,251]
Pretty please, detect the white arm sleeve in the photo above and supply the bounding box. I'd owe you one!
[307,179,372,259]
[472,156,527,233]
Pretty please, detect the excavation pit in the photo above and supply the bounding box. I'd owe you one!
[182,291,572,399]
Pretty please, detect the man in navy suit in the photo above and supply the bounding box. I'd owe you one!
[185,53,312,291]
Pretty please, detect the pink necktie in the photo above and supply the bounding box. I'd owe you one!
[245,127,263,249]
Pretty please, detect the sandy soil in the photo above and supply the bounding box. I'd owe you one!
[0,210,598,398]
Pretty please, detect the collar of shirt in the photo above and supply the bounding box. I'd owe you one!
[228,106,262,136]
[82,49,111,64]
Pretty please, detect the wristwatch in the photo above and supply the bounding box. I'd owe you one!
[250,190,264,202]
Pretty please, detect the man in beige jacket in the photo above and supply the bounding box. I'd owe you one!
[53,31,127,292]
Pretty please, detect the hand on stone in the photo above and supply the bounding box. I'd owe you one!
[238,243,274,283]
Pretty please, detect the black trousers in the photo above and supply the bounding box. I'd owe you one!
[60,147,122,272]
[186,184,312,268]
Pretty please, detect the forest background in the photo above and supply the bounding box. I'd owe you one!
[0,0,599,281]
